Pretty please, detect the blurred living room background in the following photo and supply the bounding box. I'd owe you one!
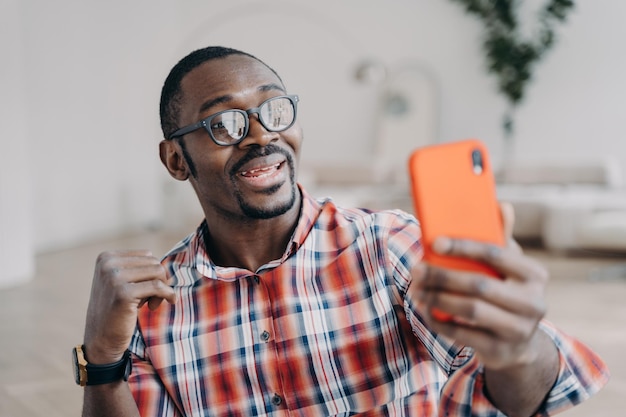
[1,0,625,416]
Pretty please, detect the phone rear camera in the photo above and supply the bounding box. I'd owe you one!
[471,149,483,175]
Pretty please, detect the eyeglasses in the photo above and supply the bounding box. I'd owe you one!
[168,95,299,146]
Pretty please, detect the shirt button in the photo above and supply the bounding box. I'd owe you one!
[260,330,271,342]
[271,393,283,406]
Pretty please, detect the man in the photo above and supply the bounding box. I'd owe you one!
[74,46,608,416]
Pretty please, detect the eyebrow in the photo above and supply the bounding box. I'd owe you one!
[198,95,232,115]
[197,83,286,114]
[258,83,285,94]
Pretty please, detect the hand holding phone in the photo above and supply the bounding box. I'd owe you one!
[408,139,504,320]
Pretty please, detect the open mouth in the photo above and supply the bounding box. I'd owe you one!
[239,162,284,178]
[236,160,288,190]
[231,145,293,192]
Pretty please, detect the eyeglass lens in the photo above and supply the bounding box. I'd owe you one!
[210,96,295,144]
[211,112,247,143]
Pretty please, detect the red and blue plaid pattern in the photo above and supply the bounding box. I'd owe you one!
[128,187,608,416]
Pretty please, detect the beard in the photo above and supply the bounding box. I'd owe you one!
[237,180,297,219]
[230,144,298,220]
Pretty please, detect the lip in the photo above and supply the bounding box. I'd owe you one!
[235,155,288,189]
[239,161,282,177]
[236,155,286,176]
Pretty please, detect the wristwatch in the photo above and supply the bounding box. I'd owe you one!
[72,345,132,387]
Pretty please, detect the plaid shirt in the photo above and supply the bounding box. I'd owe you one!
[129,187,608,416]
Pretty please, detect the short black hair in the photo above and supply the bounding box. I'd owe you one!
[159,46,282,138]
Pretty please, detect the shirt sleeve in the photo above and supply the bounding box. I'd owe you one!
[385,211,609,416]
[533,320,610,414]
[128,327,182,417]
[432,320,610,416]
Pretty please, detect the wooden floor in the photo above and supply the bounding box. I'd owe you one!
[1,229,625,416]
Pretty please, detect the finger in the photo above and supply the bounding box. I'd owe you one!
[147,297,165,311]
[419,266,546,317]
[97,250,162,269]
[432,237,549,284]
[131,280,176,305]
[96,250,156,268]
[426,320,521,369]
[422,290,543,341]
[117,257,175,286]
[145,291,178,311]
[122,264,169,284]
[137,296,167,309]
[100,256,169,285]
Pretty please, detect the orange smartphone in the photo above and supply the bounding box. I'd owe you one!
[408,139,505,320]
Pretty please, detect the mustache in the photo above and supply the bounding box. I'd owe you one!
[230,144,294,176]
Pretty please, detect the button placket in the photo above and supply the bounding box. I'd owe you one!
[249,271,285,411]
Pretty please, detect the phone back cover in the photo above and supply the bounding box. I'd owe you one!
[408,139,504,277]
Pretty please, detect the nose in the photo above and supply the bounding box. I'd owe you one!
[237,113,279,148]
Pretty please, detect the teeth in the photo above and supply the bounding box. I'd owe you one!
[241,163,280,177]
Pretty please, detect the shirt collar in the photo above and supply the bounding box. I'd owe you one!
[174,184,327,280]
[283,184,325,259]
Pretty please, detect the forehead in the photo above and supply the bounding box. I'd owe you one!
[179,55,283,105]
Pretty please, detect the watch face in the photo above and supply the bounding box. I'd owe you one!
[72,345,88,386]
[72,347,81,385]
[71,345,132,386]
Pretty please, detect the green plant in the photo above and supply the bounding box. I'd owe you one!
[450,0,575,138]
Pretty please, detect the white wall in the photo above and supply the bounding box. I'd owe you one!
[2,0,626,263]
[515,1,626,164]
[0,0,35,288]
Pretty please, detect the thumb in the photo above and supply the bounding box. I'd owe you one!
[499,200,515,241]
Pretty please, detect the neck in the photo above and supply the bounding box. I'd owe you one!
[201,193,302,272]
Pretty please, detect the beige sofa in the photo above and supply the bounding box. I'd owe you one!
[496,158,626,252]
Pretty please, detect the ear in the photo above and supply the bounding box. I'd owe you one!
[159,139,189,181]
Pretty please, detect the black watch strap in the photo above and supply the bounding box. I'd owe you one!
[73,345,132,387]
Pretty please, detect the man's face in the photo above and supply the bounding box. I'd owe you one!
[171,54,303,222]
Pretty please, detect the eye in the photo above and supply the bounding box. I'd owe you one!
[210,121,226,130]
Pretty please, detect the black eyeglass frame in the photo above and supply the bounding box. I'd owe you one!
[167,94,300,146]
